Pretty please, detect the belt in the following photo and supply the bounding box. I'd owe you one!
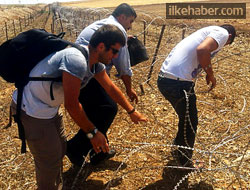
[159,71,188,81]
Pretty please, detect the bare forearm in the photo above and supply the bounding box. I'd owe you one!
[65,101,95,133]
[106,83,134,113]
[196,48,217,90]
[121,75,132,92]
[63,71,95,133]
[121,74,138,103]
[196,37,219,77]
[197,49,214,77]
[95,71,134,112]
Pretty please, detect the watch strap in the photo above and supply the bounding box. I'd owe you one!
[86,128,98,139]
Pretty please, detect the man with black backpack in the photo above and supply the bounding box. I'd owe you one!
[67,3,141,167]
[10,24,147,190]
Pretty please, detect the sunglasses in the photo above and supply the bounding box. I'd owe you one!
[110,47,119,55]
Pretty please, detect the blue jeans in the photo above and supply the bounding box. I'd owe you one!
[157,76,198,165]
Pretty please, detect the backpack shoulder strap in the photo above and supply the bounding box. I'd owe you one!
[59,39,89,61]
[15,85,26,153]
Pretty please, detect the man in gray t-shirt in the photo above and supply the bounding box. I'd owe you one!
[11,25,147,190]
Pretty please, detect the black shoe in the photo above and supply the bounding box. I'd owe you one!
[180,159,194,168]
[170,140,180,159]
[90,149,116,165]
[66,150,85,167]
[171,147,193,167]
[170,148,180,160]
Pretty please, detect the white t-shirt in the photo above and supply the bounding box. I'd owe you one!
[160,26,229,81]
[12,47,105,119]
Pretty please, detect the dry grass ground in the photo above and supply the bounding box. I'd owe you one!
[0,1,249,190]
[62,0,208,8]
[0,4,44,24]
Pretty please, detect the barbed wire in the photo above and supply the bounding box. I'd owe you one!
[0,3,249,190]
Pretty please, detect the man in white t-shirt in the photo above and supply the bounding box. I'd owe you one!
[11,25,147,190]
[157,24,236,167]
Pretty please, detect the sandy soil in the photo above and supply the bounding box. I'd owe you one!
[0,2,249,190]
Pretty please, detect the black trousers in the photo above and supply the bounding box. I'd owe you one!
[157,76,198,165]
[67,78,118,157]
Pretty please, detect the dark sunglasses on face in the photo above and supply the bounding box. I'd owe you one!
[110,47,119,55]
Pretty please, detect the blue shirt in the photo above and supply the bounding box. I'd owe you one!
[76,15,132,77]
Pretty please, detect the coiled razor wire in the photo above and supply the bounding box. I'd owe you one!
[49,4,250,189]
[69,55,249,189]
[69,137,249,189]
[71,149,91,190]
[107,142,249,189]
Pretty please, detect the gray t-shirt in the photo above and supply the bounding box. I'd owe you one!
[12,47,105,119]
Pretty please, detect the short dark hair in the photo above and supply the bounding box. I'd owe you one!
[112,3,137,18]
[220,24,236,44]
[89,24,126,49]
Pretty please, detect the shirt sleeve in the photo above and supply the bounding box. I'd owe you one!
[75,24,97,45]
[95,62,105,73]
[58,48,87,80]
[208,28,229,51]
[104,16,133,77]
[106,46,133,77]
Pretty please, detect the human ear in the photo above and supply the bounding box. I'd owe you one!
[96,42,105,51]
[226,34,232,45]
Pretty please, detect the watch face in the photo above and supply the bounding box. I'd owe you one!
[86,128,98,139]
[87,133,93,139]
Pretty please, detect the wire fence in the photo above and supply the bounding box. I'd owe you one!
[48,4,250,189]
[0,6,47,42]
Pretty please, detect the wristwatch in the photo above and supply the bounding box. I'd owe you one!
[86,128,98,139]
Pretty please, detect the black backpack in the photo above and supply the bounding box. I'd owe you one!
[0,28,88,153]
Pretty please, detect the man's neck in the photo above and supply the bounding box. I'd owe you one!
[88,46,98,69]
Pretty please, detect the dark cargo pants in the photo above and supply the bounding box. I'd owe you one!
[11,102,66,190]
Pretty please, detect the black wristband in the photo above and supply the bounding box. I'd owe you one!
[127,108,135,114]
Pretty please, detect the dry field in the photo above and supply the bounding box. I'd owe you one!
[0,1,249,190]
[0,4,45,24]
